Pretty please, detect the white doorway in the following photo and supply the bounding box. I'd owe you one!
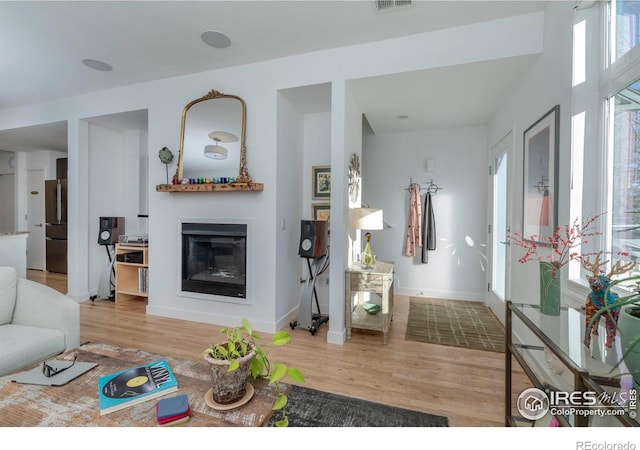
[487,132,512,323]
[26,169,45,270]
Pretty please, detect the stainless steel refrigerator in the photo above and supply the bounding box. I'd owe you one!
[45,179,67,273]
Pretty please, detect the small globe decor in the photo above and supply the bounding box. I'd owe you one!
[158,146,174,184]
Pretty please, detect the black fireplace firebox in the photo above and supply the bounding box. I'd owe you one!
[181,222,247,298]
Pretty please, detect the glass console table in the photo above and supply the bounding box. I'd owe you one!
[345,261,394,345]
[506,301,638,427]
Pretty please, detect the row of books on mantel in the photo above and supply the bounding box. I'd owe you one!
[97,359,190,426]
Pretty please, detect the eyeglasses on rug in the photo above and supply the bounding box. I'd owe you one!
[42,354,77,378]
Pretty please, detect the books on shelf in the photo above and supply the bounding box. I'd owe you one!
[156,394,191,426]
[138,267,148,293]
[98,359,179,416]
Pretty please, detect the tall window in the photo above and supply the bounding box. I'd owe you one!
[607,80,640,270]
[604,1,640,276]
[608,0,640,64]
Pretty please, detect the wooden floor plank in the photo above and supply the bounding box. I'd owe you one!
[27,269,531,427]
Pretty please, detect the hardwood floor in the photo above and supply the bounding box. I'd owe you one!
[27,269,531,427]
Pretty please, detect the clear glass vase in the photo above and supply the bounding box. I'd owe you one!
[361,232,375,268]
[362,241,374,269]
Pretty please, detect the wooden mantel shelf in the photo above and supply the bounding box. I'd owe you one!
[156,182,264,192]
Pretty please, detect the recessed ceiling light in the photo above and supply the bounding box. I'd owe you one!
[82,59,113,71]
[201,30,231,49]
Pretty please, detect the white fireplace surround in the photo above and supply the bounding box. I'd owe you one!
[177,218,253,305]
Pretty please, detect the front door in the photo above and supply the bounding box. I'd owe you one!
[487,132,512,323]
[26,169,45,270]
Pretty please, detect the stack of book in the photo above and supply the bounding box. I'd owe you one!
[156,394,191,426]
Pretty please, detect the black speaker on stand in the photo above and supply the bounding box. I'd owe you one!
[98,216,125,245]
[94,217,125,302]
[298,220,328,258]
[292,220,329,335]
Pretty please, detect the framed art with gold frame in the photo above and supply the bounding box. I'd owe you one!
[312,203,330,234]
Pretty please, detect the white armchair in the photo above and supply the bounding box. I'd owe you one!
[0,266,80,377]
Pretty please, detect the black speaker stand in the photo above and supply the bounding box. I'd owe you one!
[93,244,116,301]
[290,253,329,335]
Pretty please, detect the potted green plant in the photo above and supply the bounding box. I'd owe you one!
[590,275,640,388]
[203,318,304,427]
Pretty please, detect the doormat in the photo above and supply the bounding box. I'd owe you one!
[266,384,448,427]
[405,297,505,352]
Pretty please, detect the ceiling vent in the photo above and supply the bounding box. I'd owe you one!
[373,0,413,12]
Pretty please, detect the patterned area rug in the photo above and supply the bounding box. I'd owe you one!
[0,342,280,427]
[267,385,448,427]
[405,297,505,352]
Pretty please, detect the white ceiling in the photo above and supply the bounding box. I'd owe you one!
[349,55,540,134]
[0,0,549,152]
[0,121,69,154]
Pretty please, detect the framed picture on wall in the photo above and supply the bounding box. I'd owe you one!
[312,165,331,200]
[522,104,559,242]
[312,203,330,234]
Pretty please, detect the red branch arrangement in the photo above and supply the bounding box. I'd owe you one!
[508,214,630,278]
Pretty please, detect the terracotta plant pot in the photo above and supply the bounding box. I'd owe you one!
[204,346,256,404]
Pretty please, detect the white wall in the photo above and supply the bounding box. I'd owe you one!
[0,151,15,231]
[273,101,333,327]
[0,151,15,175]
[488,1,576,308]
[0,11,548,338]
[363,126,489,301]
[87,123,148,294]
[303,112,332,309]
[87,123,126,292]
[133,128,149,220]
[275,90,305,322]
[0,174,14,232]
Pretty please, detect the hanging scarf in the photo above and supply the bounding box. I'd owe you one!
[404,184,422,256]
[421,192,436,263]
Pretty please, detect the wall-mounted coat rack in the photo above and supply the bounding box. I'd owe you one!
[535,176,549,195]
[406,178,443,194]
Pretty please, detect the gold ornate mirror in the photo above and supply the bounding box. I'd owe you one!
[176,89,252,184]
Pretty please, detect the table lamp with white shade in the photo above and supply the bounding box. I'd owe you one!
[349,207,384,269]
